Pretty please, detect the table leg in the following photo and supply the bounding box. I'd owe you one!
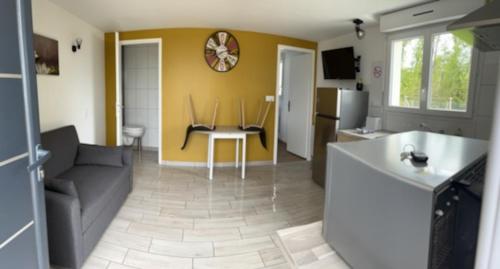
[235,139,239,168]
[242,135,246,179]
[207,136,211,168]
[209,136,214,180]
[138,137,142,161]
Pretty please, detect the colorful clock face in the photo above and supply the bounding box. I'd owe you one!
[205,31,239,72]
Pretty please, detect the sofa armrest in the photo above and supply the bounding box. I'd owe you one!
[45,190,84,269]
[122,146,134,192]
[122,146,133,166]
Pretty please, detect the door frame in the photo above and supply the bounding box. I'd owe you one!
[116,37,163,164]
[273,45,315,164]
[475,55,500,269]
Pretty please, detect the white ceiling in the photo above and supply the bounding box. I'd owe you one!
[49,0,428,41]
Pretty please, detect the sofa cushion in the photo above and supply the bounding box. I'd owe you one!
[75,144,123,167]
[41,126,80,178]
[60,165,129,232]
[44,178,78,197]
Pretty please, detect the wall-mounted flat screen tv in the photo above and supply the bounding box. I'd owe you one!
[322,47,355,79]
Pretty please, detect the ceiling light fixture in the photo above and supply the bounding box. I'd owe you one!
[353,19,365,40]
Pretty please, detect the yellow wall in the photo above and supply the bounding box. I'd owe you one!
[105,28,316,162]
[104,33,117,146]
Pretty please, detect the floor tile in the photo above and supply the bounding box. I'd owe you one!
[194,217,246,229]
[107,262,139,269]
[150,239,214,258]
[124,249,192,269]
[214,236,276,256]
[109,218,132,232]
[127,222,183,241]
[275,221,349,269]
[183,228,241,242]
[161,208,210,219]
[91,241,128,263]
[193,252,264,269]
[259,247,287,266]
[83,151,324,269]
[81,256,109,269]
[240,221,290,238]
[101,230,151,251]
[140,214,194,229]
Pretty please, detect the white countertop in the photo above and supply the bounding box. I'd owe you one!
[330,131,489,190]
[339,129,393,140]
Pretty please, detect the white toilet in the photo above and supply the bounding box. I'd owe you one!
[122,125,145,146]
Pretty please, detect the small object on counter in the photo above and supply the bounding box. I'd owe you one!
[365,117,382,131]
[411,151,429,163]
[356,127,373,134]
[356,78,363,91]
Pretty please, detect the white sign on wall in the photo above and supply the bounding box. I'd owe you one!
[370,61,384,107]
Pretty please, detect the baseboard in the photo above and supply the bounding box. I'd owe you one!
[160,160,273,167]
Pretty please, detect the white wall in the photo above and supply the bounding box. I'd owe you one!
[123,44,159,148]
[32,0,105,144]
[317,25,500,140]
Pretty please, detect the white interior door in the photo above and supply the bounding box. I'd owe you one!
[115,33,123,146]
[278,58,289,142]
[286,53,313,159]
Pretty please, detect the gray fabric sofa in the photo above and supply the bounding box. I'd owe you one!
[41,126,133,269]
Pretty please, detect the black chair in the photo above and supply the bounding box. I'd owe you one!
[238,99,271,149]
[181,95,219,150]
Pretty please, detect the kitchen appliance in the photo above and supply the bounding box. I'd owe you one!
[365,116,382,131]
[448,0,500,51]
[312,88,368,187]
[323,131,488,269]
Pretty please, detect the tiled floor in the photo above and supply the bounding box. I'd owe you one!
[275,221,349,269]
[277,141,305,163]
[82,151,325,269]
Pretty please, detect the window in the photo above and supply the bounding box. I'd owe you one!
[428,32,472,112]
[389,36,424,108]
[387,25,475,114]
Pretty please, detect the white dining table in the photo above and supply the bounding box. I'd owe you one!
[197,126,259,180]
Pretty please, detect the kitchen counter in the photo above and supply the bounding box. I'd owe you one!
[337,129,393,142]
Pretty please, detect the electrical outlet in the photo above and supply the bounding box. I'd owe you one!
[265,95,275,102]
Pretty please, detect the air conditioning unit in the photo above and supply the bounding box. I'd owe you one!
[380,0,484,33]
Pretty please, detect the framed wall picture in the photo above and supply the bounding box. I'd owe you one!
[33,33,59,75]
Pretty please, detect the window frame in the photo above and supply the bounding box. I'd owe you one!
[385,24,479,118]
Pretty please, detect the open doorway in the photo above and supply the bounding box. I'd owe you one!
[115,37,162,163]
[273,45,315,164]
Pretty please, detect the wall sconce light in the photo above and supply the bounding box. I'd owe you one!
[72,38,82,52]
[353,19,365,40]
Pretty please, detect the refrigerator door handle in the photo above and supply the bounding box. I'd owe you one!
[288,100,291,112]
[316,113,340,121]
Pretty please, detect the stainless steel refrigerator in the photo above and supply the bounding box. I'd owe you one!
[312,88,368,187]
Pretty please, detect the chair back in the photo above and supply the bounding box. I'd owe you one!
[239,98,272,129]
[257,101,272,128]
[239,99,246,128]
[188,95,198,125]
[210,99,219,129]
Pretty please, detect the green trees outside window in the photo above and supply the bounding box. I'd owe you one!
[429,33,472,111]
[399,37,424,108]
[388,26,473,114]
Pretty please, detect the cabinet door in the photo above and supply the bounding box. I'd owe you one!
[336,133,365,143]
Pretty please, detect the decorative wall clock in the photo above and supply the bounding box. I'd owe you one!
[205,31,240,72]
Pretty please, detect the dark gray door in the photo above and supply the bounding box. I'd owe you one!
[0,0,50,268]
